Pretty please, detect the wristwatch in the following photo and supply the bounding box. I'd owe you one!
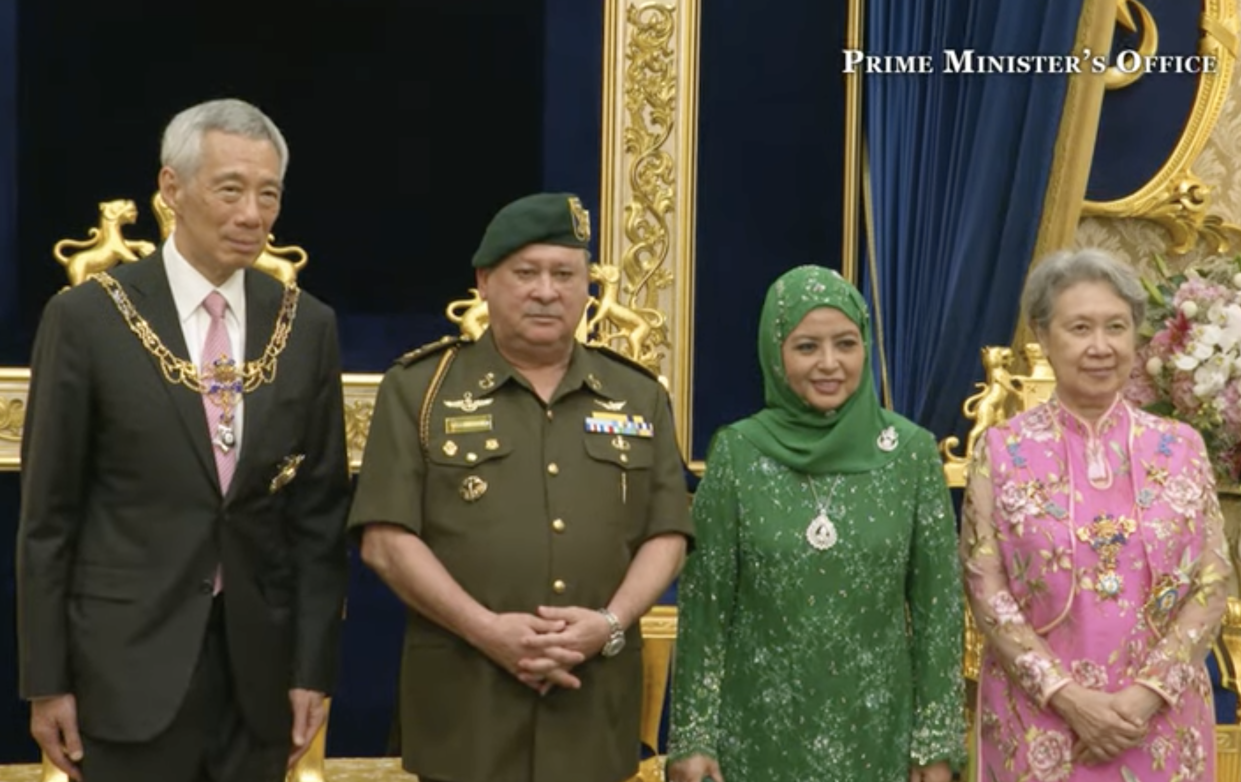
[598,608,625,657]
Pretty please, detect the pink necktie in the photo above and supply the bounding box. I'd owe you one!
[201,291,238,494]
[201,292,236,595]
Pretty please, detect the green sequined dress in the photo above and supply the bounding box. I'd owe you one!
[666,425,965,780]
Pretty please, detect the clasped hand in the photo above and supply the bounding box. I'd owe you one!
[1051,683,1163,765]
[476,606,613,695]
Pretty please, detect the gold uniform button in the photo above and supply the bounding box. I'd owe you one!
[619,453,629,464]
[547,463,559,475]
[546,409,555,421]
[465,452,478,463]
[552,579,567,594]
[552,518,566,533]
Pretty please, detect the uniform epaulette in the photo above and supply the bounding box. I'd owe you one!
[396,335,468,367]
[589,343,662,382]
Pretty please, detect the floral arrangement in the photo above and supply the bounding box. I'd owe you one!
[1123,254,1241,484]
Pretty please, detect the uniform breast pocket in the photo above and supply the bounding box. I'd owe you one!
[582,434,654,521]
[425,434,515,509]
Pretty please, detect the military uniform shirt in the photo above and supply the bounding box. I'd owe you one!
[347,330,693,782]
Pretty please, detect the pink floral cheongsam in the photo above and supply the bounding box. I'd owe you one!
[962,396,1232,782]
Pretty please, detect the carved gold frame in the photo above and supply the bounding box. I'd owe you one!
[1079,0,1241,254]
[599,0,700,464]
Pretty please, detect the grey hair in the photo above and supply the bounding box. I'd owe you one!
[1022,248,1146,333]
[160,98,289,180]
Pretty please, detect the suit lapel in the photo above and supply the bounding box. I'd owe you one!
[127,253,219,484]
[227,269,282,502]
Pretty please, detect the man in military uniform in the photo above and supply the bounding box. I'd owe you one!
[348,193,692,782]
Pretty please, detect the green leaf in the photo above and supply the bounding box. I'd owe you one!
[1153,253,1171,277]
[1141,277,1165,305]
[1144,400,1176,417]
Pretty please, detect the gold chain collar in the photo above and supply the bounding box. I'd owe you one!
[92,271,300,394]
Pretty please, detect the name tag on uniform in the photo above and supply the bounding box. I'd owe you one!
[446,414,493,434]
[585,411,653,437]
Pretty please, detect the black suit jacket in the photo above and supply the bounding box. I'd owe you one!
[16,252,350,743]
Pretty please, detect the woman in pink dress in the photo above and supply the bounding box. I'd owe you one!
[962,248,1233,781]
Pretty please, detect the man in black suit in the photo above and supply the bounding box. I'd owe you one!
[16,98,350,782]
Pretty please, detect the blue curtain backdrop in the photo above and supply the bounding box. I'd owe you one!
[864,0,1080,442]
[691,0,847,459]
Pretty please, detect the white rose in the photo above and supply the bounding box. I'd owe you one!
[1233,272,1241,289]
[1146,356,1164,375]
[1181,300,1200,318]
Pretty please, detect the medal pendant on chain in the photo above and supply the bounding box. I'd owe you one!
[214,422,236,453]
[805,511,838,551]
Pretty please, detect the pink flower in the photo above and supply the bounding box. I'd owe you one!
[1014,652,1054,697]
[1021,405,1057,442]
[998,481,1041,526]
[1170,371,1201,416]
[1176,726,1206,779]
[1162,475,1205,516]
[1070,659,1109,690]
[1026,728,1072,782]
[1173,277,1233,312]
[1124,349,1161,406]
[987,591,1026,627]
[1220,378,1241,436]
[1150,734,1173,770]
[1164,663,1195,699]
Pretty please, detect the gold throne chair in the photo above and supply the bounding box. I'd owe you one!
[942,345,1241,782]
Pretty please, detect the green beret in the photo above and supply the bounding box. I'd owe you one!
[471,192,592,269]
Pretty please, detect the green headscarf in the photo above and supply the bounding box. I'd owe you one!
[730,265,919,475]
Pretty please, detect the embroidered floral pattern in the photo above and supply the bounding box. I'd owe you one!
[997,480,1042,527]
[668,428,964,780]
[962,399,1230,782]
[1069,658,1108,690]
[987,591,1025,627]
[1162,663,1195,700]
[1171,727,1206,782]
[1025,728,1072,782]
[1013,652,1055,699]
[1150,734,1174,771]
[1161,474,1204,516]
[1020,404,1057,443]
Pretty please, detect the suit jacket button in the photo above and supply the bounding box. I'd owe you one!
[199,579,214,595]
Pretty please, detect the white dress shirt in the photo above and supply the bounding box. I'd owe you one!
[162,235,248,453]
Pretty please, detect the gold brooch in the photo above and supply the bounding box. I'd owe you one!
[460,475,488,502]
[269,454,305,494]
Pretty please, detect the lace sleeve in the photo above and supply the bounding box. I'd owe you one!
[1135,432,1233,706]
[960,435,1072,707]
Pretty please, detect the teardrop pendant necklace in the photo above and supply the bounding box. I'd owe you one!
[803,474,845,551]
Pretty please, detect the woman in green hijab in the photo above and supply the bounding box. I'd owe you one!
[666,265,964,782]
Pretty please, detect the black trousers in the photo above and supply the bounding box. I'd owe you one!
[79,598,289,782]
